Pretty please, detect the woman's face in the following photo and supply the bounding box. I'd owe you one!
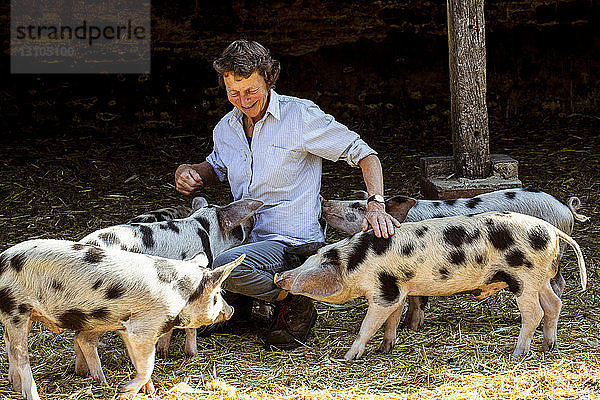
[223,71,269,123]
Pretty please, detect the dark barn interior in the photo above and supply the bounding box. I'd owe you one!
[0,1,599,399]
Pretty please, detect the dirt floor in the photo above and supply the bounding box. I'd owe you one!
[0,114,598,399]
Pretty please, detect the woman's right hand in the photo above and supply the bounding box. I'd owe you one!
[175,164,203,195]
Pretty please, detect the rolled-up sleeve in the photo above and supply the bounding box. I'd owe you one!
[339,138,378,167]
[302,102,366,163]
[206,150,227,182]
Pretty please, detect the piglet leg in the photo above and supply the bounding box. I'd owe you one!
[6,322,40,400]
[4,332,21,393]
[155,329,173,358]
[184,328,198,357]
[378,299,407,353]
[74,331,108,385]
[345,295,406,360]
[117,333,157,398]
[538,280,562,352]
[512,289,544,359]
[403,296,427,331]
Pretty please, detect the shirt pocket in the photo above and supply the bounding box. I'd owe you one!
[265,144,304,188]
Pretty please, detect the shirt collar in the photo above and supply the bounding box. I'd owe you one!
[265,89,281,121]
[228,89,281,126]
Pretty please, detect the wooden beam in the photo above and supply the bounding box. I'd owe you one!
[447,0,490,179]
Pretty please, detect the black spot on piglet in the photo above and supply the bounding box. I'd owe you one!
[92,279,103,290]
[439,267,451,280]
[444,199,457,206]
[487,271,522,296]
[90,307,110,320]
[105,283,125,299]
[449,250,466,265]
[401,244,414,256]
[139,225,155,248]
[10,253,26,273]
[195,217,211,233]
[0,288,16,315]
[59,309,89,330]
[346,234,371,273]
[466,197,482,209]
[367,231,392,255]
[504,191,516,199]
[98,232,121,247]
[377,271,400,304]
[487,223,515,250]
[84,247,105,264]
[18,304,32,314]
[505,249,533,269]
[415,226,428,237]
[528,225,550,251]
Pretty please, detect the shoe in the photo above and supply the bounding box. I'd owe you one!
[197,292,253,337]
[265,294,317,349]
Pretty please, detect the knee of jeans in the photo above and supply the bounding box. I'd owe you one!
[212,249,246,269]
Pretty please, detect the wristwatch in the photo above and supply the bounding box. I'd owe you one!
[367,194,385,204]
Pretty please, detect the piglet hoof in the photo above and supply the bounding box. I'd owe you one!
[74,360,90,378]
[377,338,396,354]
[91,372,108,387]
[142,379,156,396]
[343,348,364,361]
[184,345,198,357]
[541,340,556,352]
[8,369,22,392]
[116,390,137,400]
[510,347,529,360]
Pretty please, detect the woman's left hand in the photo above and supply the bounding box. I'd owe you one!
[361,201,401,238]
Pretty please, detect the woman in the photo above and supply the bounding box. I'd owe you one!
[175,40,399,349]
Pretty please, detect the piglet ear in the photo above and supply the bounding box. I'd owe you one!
[188,251,209,266]
[216,198,263,232]
[191,197,209,211]
[385,196,417,223]
[209,254,245,288]
[290,265,342,298]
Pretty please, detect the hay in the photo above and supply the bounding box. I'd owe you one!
[0,117,598,399]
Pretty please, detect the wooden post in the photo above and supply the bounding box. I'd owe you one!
[447,0,490,179]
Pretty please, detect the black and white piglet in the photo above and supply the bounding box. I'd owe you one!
[321,188,589,330]
[0,239,244,399]
[275,212,586,360]
[80,196,263,358]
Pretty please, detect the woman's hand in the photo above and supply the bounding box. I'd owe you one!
[361,201,401,238]
[175,164,203,195]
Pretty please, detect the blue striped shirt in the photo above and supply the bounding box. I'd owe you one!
[207,90,376,245]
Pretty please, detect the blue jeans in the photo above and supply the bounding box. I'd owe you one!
[212,240,289,302]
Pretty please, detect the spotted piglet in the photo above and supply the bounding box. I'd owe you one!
[275,212,586,360]
[0,239,245,400]
[80,197,263,359]
[321,188,589,330]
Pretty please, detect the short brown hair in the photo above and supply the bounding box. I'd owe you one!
[213,40,281,89]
